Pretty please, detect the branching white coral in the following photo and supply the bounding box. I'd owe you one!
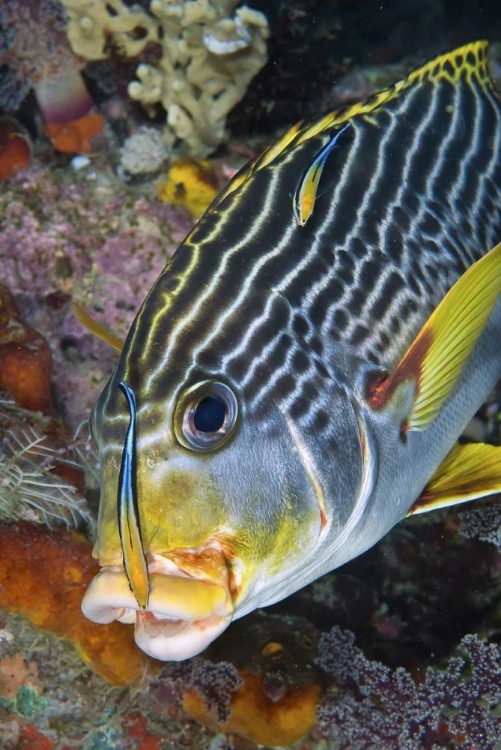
[60,0,269,156]
[61,0,159,60]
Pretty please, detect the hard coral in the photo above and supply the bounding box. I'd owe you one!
[316,626,501,750]
[130,0,269,156]
[0,522,160,686]
[61,0,158,60]
[61,0,269,156]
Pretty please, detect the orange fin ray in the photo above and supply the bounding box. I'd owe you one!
[367,241,501,430]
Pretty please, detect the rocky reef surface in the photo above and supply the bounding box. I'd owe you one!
[3,1,501,748]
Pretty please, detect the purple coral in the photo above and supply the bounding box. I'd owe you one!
[159,658,243,724]
[459,503,501,551]
[316,626,501,749]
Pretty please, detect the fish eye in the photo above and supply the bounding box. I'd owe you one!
[175,381,238,451]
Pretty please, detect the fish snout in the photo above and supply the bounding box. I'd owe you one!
[81,549,236,660]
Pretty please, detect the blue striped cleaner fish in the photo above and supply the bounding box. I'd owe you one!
[82,41,501,661]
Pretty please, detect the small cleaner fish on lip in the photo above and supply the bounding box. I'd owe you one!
[81,41,501,661]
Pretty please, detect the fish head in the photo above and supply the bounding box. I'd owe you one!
[82,297,368,661]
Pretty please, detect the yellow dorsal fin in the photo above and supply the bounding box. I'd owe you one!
[212,42,491,208]
[408,442,501,515]
[71,302,124,352]
[214,121,304,206]
[367,241,501,429]
[295,41,491,145]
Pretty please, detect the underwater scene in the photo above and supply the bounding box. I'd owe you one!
[4,1,501,748]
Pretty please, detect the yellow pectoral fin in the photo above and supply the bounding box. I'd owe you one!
[71,302,124,352]
[367,241,501,429]
[408,442,501,515]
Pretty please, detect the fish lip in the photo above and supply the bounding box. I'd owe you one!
[134,610,233,661]
[81,554,236,660]
[81,566,234,620]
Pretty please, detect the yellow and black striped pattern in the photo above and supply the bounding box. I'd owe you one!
[95,41,501,451]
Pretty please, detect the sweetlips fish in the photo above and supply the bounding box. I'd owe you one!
[82,40,501,661]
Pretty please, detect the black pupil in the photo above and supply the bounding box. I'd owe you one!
[193,396,226,433]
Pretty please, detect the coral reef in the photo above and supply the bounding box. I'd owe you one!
[2,5,501,748]
[44,112,105,154]
[61,0,159,60]
[0,529,322,747]
[0,609,218,749]
[0,396,92,527]
[459,502,501,550]
[120,126,169,179]
[129,1,269,156]
[0,164,194,428]
[0,0,104,153]
[156,612,325,746]
[316,626,501,749]
[0,713,55,750]
[61,0,269,156]
[167,660,243,724]
[0,522,159,686]
[181,669,321,746]
[0,285,94,527]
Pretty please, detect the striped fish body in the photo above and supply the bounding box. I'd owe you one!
[83,42,501,661]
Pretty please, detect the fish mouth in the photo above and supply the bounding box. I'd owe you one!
[81,549,236,661]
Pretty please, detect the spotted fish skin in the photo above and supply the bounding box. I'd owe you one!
[85,42,501,660]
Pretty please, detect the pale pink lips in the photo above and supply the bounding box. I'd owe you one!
[81,564,235,661]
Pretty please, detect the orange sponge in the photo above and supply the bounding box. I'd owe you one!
[183,670,321,746]
[0,522,159,686]
[0,284,53,415]
[44,113,104,154]
[0,117,31,181]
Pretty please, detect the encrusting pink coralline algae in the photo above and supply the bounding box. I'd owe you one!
[0,164,194,428]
